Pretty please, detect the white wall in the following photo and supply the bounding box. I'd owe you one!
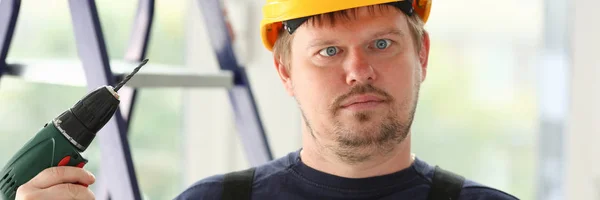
[566,0,600,199]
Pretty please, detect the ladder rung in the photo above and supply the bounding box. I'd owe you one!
[3,59,234,89]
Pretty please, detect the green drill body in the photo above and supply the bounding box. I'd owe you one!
[0,122,88,200]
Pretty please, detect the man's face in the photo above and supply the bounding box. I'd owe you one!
[277,6,429,162]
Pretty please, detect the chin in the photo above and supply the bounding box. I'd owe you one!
[327,111,411,163]
[335,111,407,144]
[343,110,384,122]
[339,126,385,142]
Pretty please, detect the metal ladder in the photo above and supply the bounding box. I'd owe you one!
[0,0,273,199]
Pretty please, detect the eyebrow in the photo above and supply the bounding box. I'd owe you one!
[306,28,406,49]
[372,28,405,39]
[308,39,339,49]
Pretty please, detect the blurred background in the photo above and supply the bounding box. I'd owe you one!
[0,0,597,200]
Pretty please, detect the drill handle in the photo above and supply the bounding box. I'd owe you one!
[0,122,89,200]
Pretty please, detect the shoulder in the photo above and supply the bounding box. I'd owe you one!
[173,174,225,200]
[174,151,299,200]
[459,180,520,200]
[412,158,519,200]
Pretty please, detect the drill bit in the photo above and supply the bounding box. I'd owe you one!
[114,59,148,92]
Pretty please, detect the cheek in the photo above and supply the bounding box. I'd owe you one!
[376,57,420,98]
[292,61,341,113]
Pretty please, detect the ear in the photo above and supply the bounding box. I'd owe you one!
[273,55,295,96]
[418,31,430,82]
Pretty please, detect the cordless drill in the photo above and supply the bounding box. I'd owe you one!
[0,59,148,200]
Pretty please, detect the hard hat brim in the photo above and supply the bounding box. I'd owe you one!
[260,0,431,51]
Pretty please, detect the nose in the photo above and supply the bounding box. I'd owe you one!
[345,50,376,85]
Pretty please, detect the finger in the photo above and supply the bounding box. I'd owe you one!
[15,184,35,200]
[16,184,94,200]
[28,166,95,189]
[46,183,95,200]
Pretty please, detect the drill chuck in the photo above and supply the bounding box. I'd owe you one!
[53,86,120,151]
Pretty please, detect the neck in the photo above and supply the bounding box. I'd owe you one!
[300,127,414,179]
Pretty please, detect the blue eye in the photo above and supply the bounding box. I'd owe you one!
[374,39,391,49]
[319,46,339,57]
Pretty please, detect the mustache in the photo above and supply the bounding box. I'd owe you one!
[330,84,393,112]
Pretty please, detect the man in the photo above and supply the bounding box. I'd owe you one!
[178,0,518,199]
[16,0,519,199]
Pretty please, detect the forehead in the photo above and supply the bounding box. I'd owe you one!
[296,5,408,37]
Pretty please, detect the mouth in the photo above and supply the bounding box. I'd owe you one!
[340,95,386,110]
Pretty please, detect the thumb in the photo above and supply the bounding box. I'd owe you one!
[29,167,95,189]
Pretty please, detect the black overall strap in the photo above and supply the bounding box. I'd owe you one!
[221,167,256,200]
[221,165,463,200]
[427,166,465,200]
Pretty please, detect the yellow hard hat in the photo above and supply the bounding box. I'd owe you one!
[260,0,432,52]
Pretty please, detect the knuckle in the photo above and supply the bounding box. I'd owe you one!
[15,186,34,200]
[89,190,96,200]
[66,183,82,199]
[48,167,66,178]
[21,193,40,200]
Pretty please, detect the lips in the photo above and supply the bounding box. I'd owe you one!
[340,94,385,108]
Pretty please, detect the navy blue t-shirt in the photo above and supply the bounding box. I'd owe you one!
[175,150,518,200]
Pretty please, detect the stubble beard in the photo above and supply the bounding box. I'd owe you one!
[300,84,421,165]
